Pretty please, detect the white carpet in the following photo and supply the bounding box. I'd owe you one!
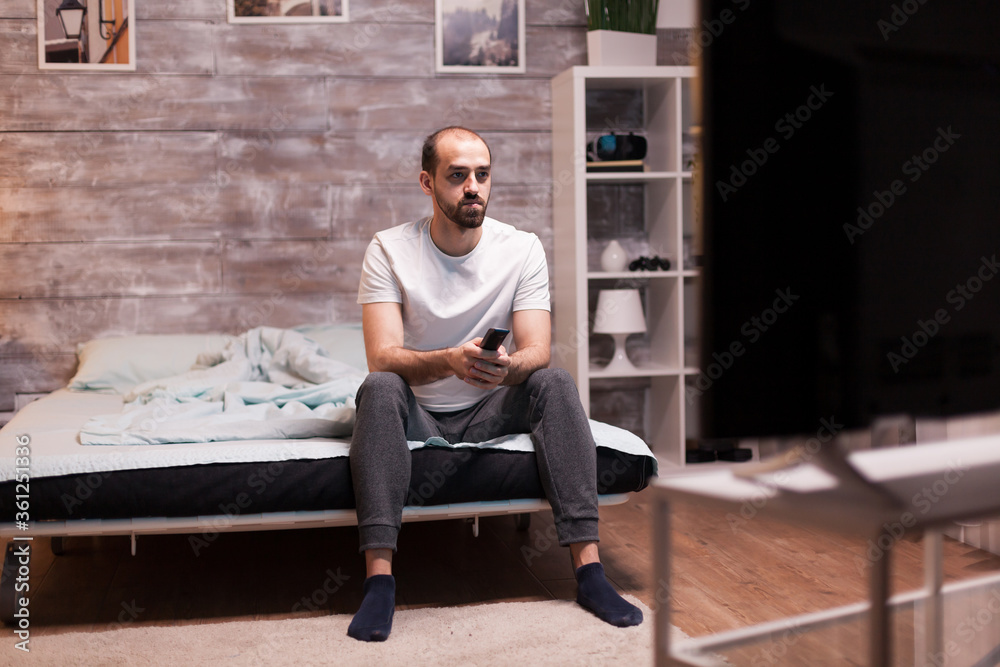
[24,597,676,666]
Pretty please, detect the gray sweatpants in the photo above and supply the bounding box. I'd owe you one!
[349,368,600,552]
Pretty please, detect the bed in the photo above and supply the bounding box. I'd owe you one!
[0,324,657,623]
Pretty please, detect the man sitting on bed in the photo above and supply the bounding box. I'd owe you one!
[348,126,643,642]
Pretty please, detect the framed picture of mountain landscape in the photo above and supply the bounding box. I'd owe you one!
[435,0,525,73]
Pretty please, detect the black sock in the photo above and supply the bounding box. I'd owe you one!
[347,574,395,642]
[575,562,643,627]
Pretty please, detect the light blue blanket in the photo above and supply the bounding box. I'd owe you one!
[80,327,365,446]
[76,326,657,473]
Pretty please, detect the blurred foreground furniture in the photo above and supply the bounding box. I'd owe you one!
[654,435,1000,666]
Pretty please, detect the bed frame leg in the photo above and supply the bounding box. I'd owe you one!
[50,536,66,556]
[470,515,479,538]
[131,533,137,556]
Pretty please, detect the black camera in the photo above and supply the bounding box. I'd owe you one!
[586,132,648,162]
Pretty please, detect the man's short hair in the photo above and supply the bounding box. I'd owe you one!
[421,126,492,175]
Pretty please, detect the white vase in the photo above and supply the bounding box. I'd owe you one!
[587,30,658,67]
[601,240,628,272]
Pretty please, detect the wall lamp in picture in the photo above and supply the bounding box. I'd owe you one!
[56,0,120,41]
[55,0,86,40]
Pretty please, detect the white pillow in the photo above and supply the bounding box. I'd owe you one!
[293,323,368,373]
[68,334,235,394]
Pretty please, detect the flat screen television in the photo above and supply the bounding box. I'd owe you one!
[698,0,1000,439]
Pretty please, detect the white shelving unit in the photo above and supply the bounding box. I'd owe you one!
[551,66,698,470]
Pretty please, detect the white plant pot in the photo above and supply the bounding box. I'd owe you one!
[587,30,658,67]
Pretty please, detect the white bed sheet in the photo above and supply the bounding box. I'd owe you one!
[0,390,351,482]
[0,389,657,482]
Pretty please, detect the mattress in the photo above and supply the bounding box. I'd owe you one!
[0,390,656,522]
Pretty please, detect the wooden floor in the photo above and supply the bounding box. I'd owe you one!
[5,489,1000,662]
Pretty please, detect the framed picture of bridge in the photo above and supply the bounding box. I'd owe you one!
[435,0,525,73]
[228,0,348,24]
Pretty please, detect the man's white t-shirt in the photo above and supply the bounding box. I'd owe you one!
[357,216,551,412]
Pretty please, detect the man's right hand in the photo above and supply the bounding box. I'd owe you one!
[453,339,510,390]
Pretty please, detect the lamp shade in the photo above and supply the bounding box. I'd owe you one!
[593,289,646,335]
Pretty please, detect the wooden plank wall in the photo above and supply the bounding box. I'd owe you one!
[0,0,691,412]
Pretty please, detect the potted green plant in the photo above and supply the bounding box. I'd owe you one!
[585,0,660,66]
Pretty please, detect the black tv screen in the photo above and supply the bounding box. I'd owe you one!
[698,0,1000,439]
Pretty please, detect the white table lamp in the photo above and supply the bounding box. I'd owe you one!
[593,289,646,373]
